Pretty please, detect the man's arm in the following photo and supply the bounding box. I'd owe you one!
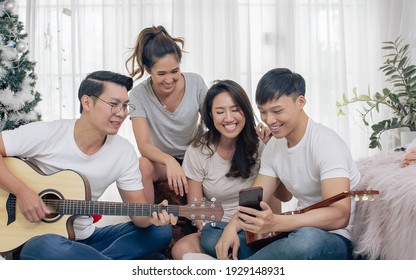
[0,133,50,222]
[302,177,351,230]
[253,173,287,203]
[271,177,351,232]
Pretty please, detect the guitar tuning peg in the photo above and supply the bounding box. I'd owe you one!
[201,197,206,207]
[369,195,375,202]
[354,195,360,202]
[191,197,196,207]
[202,221,206,227]
[361,194,369,201]
[210,197,216,208]
[191,220,196,226]
[210,222,216,227]
[210,215,216,221]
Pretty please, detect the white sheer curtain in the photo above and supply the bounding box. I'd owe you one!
[16,0,416,160]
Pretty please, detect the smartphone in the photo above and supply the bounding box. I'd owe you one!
[239,186,263,210]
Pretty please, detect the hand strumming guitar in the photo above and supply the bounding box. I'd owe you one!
[15,186,51,223]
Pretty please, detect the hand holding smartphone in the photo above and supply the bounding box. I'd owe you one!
[239,186,263,211]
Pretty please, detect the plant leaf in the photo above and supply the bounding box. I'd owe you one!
[366,101,375,107]
[369,140,378,149]
[343,94,349,104]
[374,92,383,100]
[398,57,408,68]
[382,88,391,96]
[385,69,397,75]
[359,95,371,101]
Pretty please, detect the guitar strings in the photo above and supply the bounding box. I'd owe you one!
[7,199,218,217]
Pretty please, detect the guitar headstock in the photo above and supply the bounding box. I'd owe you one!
[349,190,379,202]
[179,198,224,223]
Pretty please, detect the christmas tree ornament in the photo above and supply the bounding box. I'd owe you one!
[15,41,27,53]
[6,40,16,48]
[4,0,15,12]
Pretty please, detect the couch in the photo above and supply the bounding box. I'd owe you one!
[352,150,416,259]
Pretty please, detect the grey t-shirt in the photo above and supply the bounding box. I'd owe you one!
[129,72,208,159]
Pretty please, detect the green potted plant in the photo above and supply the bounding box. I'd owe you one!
[337,37,416,149]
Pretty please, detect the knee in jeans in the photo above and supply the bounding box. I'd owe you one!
[26,234,63,247]
[155,225,173,245]
[296,226,325,238]
[20,234,66,259]
[290,227,350,259]
[291,227,329,251]
[200,222,227,256]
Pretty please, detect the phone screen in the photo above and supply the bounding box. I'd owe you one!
[239,186,263,210]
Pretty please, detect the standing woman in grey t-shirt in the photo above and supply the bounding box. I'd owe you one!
[125,25,208,203]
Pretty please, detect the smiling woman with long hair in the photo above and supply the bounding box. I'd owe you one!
[171,80,271,260]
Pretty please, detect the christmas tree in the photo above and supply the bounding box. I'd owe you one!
[0,0,41,131]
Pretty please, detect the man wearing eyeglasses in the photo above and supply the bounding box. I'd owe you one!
[0,70,176,259]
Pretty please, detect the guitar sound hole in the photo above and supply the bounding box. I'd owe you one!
[40,191,63,223]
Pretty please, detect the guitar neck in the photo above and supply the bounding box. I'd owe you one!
[44,199,179,217]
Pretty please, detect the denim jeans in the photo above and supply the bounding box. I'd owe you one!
[19,222,172,260]
[200,222,352,260]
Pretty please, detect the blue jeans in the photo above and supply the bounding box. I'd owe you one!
[19,222,172,260]
[201,222,352,260]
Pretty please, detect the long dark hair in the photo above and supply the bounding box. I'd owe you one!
[125,25,185,79]
[193,80,259,179]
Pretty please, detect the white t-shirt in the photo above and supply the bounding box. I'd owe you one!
[2,119,142,239]
[259,118,360,240]
[182,142,263,221]
[129,72,208,159]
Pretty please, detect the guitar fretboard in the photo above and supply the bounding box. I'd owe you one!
[44,199,180,217]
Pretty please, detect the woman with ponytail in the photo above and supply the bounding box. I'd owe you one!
[126,26,208,203]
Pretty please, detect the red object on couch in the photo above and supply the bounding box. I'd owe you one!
[92,214,102,223]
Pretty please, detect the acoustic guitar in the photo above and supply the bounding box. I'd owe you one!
[0,157,224,253]
[245,190,379,248]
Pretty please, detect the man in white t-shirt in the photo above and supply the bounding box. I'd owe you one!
[0,71,177,259]
[215,68,360,260]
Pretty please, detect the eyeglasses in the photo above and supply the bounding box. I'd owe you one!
[91,96,135,115]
